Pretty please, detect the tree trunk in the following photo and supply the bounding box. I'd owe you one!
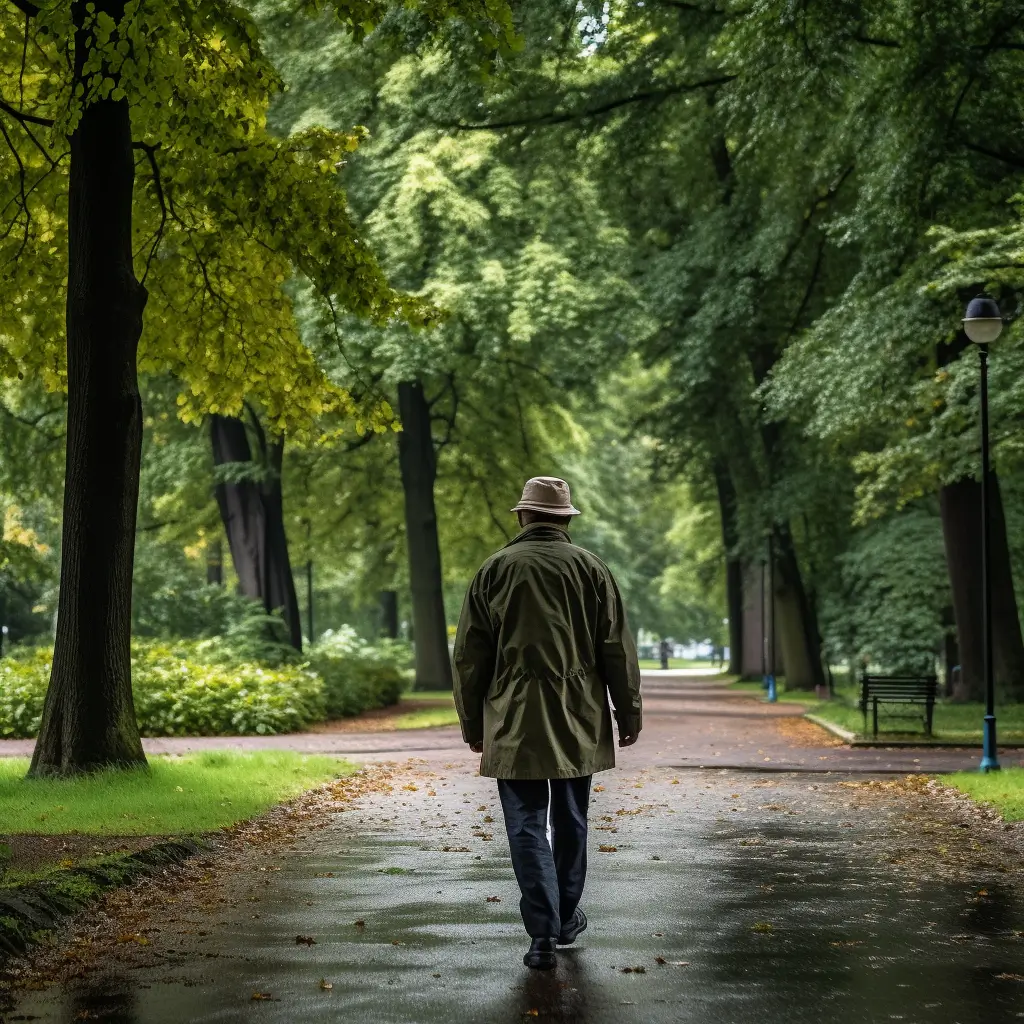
[940,474,1024,702]
[773,523,825,691]
[397,380,453,690]
[210,413,302,650]
[30,0,148,775]
[713,463,743,676]
[260,432,302,650]
[206,539,223,585]
[380,590,399,639]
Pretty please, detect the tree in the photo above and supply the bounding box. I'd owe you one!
[1,0,514,773]
[211,412,302,650]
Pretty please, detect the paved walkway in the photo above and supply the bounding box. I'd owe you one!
[4,671,1024,1022]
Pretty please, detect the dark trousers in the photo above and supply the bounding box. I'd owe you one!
[497,776,592,938]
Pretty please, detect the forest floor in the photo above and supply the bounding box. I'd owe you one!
[3,672,1024,1022]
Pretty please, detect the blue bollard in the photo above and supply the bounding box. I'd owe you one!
[765,675,777,703]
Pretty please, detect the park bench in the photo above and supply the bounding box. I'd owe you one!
[859,673,938,737]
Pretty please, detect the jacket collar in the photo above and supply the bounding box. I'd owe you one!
[504,522,572,548]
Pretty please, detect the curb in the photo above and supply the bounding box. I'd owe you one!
[0,837,207,965]
[803,712,1024,749]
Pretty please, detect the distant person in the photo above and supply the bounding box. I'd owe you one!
[453,476,643,971]
[659,638,671,671]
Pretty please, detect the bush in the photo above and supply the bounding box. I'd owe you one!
[131,641,324,736]
[307,627,410,719]
[0,628,408,739]
[0,648,50,738]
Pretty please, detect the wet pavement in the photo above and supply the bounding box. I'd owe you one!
[4,672,1024,1023]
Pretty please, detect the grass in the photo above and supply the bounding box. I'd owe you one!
[728,677,1024,743]
[727,678,827,706]
[809,698,1024,742]
[944,768,1024,821]
[0,751,350,836]
[637,658,719,670]
[395,689,458,730]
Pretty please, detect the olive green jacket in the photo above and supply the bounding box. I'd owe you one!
[453,523,642,780]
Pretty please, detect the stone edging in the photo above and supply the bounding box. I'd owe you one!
[0,838,207,965]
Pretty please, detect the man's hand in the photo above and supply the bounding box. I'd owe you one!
[469,741,484,753]
[618,734,638,748]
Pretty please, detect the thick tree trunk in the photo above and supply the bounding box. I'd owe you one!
[713,463,743,676]
[380,590,399,639]
[773,524,825,691]
[30,1,148,775]
[210,414,302,650]
[940,474,1024,702]
[397,380,453,690]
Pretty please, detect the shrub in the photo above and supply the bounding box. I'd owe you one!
[307,627,410,719]
[0,628,408,738]
[0,648,50,738]
[130,641,324,736]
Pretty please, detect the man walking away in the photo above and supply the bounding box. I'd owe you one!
[453,476,642,970]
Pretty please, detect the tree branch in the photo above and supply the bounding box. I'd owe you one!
[852,34,900,48]
[444,77,736,132]
[7,0,40,17]
[0,95,53,128]
[961,139,1024,169]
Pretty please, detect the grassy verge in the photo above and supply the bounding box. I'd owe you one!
[944,768,1024,821]
[395,690,458,730]
[727,679,835,717]
[808,699,1024,743]
[638,658,719,670]
[729,678,1024,743]
[0,751,349,836]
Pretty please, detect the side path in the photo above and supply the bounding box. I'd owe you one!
[5,757,1024,1024]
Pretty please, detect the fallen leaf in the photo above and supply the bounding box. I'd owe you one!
[620,965,646,974]
[295,935,316,945]
[526,1011,540,1017]
[483,815,494,823]
[354,919,366,928]
[599,845,618,853]
[319,979,333,991]
[392,939,404,945]
[251,992,276,1001]
[995,973,1024,982]
[593,785,605,792]
[486,896,502,903]
[751,922,774,934]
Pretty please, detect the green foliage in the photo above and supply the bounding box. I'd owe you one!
[0,751,348,835]
[308,626,409,717]
[819,505,951,672]
[0,632,408,738]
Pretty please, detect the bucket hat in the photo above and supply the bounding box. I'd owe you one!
[511,476,581,516]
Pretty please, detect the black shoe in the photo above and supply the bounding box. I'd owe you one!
[557,909,587,945]
[524,937,557,970]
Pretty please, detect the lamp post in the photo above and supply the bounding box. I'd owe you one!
[962,295,1004,773]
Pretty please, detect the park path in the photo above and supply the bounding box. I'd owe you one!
[4,672,1024,1023]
